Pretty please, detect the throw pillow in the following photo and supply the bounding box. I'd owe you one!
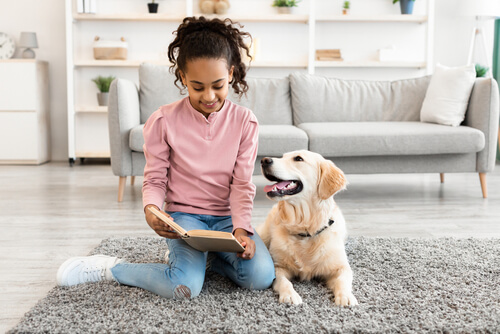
[420,63,476,127]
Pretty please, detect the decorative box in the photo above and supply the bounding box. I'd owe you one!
[93,36,128,60]
[378,45,398,62]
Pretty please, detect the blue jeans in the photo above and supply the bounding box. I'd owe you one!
[110,212,276,299]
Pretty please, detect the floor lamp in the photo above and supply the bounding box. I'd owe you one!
[461,0,500,158]
[462,0,500,76]
[467,18,494,76]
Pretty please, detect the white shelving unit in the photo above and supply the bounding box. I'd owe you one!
[65,0,434,164]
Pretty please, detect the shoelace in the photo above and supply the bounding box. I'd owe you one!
[83,265,106,282]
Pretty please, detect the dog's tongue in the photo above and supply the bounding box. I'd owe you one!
[264,181,291,193]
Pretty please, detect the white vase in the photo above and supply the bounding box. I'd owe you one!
[97,92,109,106]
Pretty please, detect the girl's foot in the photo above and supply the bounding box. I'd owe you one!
[57,255,123,286]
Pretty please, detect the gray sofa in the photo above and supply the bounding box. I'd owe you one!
[108,63,499,201]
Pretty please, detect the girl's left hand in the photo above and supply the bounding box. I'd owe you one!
[234,228,255,260]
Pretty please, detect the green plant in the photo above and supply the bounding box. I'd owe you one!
[343,1,350,9]
[475,64,489,78]
[272,0,300,7]
[392,0,415,3]
[92,75,115,93]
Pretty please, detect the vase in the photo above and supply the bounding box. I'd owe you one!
[97,92,109,106]
[399,0,414,15]
[148,3,159,13]
[277,7,293,14]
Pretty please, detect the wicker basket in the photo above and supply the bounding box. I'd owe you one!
[93,36,128,60]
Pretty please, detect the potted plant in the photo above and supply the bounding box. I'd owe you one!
[92,75,115,106]
[343,1,350,15]
[148,0,159,13]
[272,0,301,14]
[475,64,489,77]
[393,0,415,15]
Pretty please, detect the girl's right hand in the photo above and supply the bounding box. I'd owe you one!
[144,205,181,239]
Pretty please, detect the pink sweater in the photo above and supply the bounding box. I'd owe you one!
[142,97,259,235]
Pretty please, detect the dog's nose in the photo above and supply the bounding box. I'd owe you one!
[261,157,273,166]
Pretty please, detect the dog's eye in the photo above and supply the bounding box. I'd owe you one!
[294,156,304,162]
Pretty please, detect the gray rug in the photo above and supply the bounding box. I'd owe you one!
[9,237,500,333]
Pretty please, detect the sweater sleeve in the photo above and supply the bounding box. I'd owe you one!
[142,110,170,212]
[229,112,259,235]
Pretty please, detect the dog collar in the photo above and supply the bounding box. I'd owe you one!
[297,219,335,238]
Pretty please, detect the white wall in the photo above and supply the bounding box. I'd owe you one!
[0,0,495,161]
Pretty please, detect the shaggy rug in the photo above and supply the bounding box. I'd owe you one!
[8,237,500,333]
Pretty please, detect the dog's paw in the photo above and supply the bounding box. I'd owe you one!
[279,289,303,305]
[334,292,358,307]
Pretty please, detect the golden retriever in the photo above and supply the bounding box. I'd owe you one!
[256,150,358,306]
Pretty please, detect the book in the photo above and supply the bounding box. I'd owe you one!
[77,0,84,13]
[316,49,344,61]
[148,207,246,253]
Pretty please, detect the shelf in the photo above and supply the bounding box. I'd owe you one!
[75,60,423,69]
[76,106,108,113]
[73,13,185,21]
[0,59,39,63]
[196,13,309,23]
[247,60,308,68]
[315,60,426,68]
[73,12,310,23]
[74,60,165,67]
[66,0,434,161]
[74,59,307,68]
[316,15,428,23]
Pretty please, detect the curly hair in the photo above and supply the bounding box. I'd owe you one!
[167,16,252,96]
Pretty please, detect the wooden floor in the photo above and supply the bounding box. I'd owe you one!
[1,161,500,332]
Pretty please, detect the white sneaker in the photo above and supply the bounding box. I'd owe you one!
[56,255,123,286]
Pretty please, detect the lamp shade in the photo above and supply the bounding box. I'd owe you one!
[18,32,38,48]
[459,0,500,18]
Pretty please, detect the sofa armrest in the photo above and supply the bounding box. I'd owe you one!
[464,77,500,173]
[108,78,141,177]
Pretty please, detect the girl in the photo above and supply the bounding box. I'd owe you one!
[57,16,276,299]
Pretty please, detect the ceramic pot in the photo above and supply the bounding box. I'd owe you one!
[148,3,159,13]
[277,7,293,14]
[399,0,414,14]
[97,92,109,106]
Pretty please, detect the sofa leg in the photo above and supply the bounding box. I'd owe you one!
[479,173,488,199]
[439,173,444,183]
[118,176,127,202]
[131,176,135,186]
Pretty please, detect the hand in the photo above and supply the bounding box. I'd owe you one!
[144,204,181,239]
[234,228,255,260]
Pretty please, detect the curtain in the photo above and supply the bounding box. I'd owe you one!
[493,19,500,161]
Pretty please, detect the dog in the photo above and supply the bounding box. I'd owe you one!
[256,150,358,306]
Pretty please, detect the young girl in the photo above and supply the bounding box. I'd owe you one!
[57,16,275,299]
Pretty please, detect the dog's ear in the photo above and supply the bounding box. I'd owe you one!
[318,160,347,200]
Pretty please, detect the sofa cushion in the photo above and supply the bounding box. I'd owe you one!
[139,63,184,124]
[228,77,293,125]
[420,63,476,127]
[297,122,485,157]
[258,125,308,156]
[129,124,308,156]
[290,72,431,124]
